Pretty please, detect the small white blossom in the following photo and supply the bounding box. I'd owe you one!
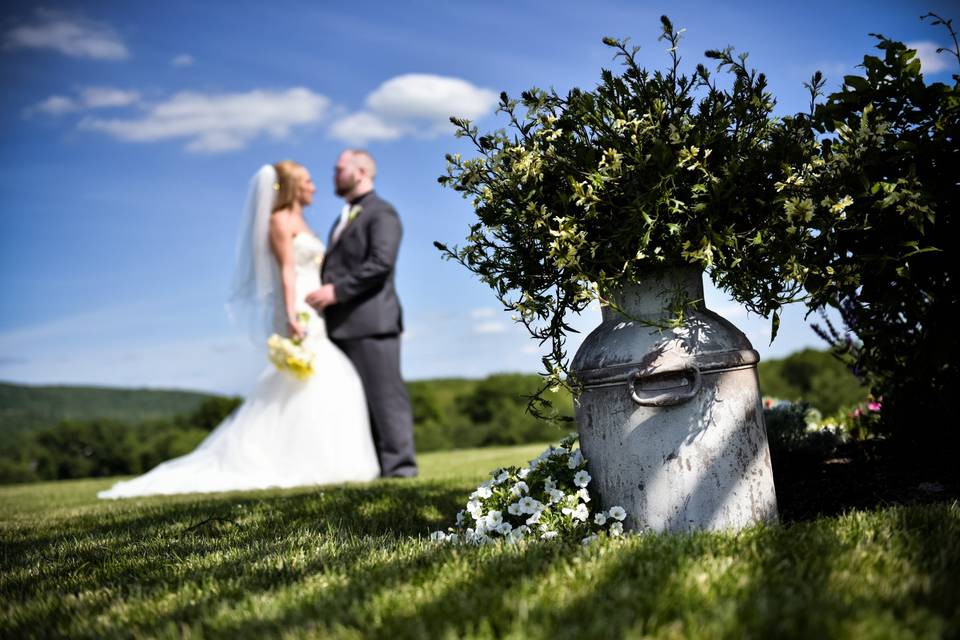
[608,506,627,521]
[544,476,557,492]
[497,522,514,536]
[430,531,448,542]
[508,525,529,544]
[518,496,542,514]
[581,533,599,545]
[476,483,493,499]
[571,503,589,522]
[511,481,530,497]
[493,470,510,485]
[485,510,503,529]
[541,530,559,540]
[456,510,466,526]
[466,499,482,517]
[594,512,607,526]
[573,470,592,488]
[518,467,531,479]
[609,521,624,536]
[525,510,543,525]
[508,502,523,516]
[567,449,584,469]
[576,488,591,503]
[547,488,564,504]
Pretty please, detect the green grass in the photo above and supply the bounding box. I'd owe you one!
[2,442,958,639]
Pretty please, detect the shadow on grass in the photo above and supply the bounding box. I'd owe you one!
[0,480,472,637]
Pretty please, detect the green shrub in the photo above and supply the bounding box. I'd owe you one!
[781,15,959,445]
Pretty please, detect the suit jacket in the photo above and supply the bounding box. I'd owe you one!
[322,191,403,340]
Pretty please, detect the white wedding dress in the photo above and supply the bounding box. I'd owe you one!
[98,232,381,499]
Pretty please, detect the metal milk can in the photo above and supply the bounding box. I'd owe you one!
[571,266,778,533]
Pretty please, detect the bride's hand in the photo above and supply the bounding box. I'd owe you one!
[286,318,306,341]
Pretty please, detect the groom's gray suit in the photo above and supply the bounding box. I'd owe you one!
[322,190,417,477]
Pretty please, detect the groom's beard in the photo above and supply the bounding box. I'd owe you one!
[335,176,358,197]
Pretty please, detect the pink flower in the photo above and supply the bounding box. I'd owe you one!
[867,402,881,412]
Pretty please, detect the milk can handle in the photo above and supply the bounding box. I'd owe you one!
[627,365,702,406]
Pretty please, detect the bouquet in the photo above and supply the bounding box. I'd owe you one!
[431,435,627,545]
[267,312,315,380]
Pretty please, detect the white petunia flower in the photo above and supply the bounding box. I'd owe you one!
[508,502,523,516]
[608,506,627,521]
[594,512,607,526]
[581,533,598,545]
[497,522,514,536]
[518,496,542,514]
[466,499,482,517]
[571,503,589,522]
[544,476,557,492]
[476,483,493,499]
[525,510,543,525]
[567,449,584,469]
[541,530,559,540]
[547,488,565,504]
[508,525,529,544]
[573,470,592,488]
[577,488,591,503]
[429,531,448,542]
[485,510,503,529]
[511,481,530,497]
[518,467,531,479]
[493,470,510,485]
[447,533,460,544]
[609,521,624,536]
[456,510,466,526]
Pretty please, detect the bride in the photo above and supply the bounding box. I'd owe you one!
[98,162,381,498]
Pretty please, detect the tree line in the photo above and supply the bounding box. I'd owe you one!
[0,350,864,484]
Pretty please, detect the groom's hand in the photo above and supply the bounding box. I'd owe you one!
[306,284,337,310]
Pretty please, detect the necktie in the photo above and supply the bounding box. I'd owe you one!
[331,204,351,245]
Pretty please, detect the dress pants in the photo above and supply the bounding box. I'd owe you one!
[332,334,417,478]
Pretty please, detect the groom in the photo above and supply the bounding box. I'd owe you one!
[306,149,417,478]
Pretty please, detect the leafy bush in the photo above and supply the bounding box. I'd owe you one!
[763,400,844,459]
[780,15,959,444]
[438,17,808,409]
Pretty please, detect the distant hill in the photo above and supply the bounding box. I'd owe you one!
[0,349,864,445]
[0,382,219,441]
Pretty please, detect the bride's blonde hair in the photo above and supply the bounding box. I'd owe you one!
[272,160,305,212]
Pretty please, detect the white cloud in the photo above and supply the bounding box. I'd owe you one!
[3,9,128,60]
[79,86,140,108]
[470,307,497,319]
[172,53,194,67]
[29,95,79,116]
[79,87,330,153]
[26,86,140,118]
[906,41,951,74]
[329,111,403,145]
[474,321,508,334]
[367,73,498,127]
[330,73,498,144]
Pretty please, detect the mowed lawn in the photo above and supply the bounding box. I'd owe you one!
[1,442,958,639]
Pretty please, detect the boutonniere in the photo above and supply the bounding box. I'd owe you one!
[347,204,363,223]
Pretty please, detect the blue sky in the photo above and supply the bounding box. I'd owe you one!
[1,1,956,395]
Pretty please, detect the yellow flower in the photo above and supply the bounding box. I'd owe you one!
[830,195,854,214]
